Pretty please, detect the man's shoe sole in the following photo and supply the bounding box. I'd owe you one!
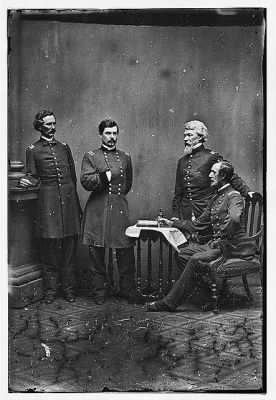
[94,297,105,305]
[146,301,175,312]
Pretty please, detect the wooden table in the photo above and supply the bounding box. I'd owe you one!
[125,225,187,297]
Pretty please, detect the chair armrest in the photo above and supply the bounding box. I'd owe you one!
[238,228,263,243]
[205,254,226,275]
[215,227,263,258]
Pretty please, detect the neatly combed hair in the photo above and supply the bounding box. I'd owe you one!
[33,110,55,131]
[217,161,234,182]
[98,119,119,135]
[184,120,208,142]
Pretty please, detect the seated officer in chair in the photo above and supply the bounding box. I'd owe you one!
[146,161,256,312]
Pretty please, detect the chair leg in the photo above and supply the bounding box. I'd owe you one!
[259,270,263,289]
[211,281,219,314]
[242,274,253,301]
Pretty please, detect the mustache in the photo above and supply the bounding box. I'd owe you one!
[45,129,56,134]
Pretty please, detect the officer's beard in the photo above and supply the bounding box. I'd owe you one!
[183,144,193,155]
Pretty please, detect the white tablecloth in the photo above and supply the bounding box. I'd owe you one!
[125,225,187,252]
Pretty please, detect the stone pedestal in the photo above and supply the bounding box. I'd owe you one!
[8,166,43,308]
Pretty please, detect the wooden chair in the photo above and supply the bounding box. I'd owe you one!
[206,192,264,313]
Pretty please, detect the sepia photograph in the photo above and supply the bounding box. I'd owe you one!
[5,2,270,396]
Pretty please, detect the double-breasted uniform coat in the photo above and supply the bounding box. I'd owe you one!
[80,146,136,299]
[172,144,251,220]
[25,137,81,295]
[163,184,256,309]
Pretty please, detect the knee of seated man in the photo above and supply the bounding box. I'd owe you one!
[190,252,207,262]
[175,250,190,265]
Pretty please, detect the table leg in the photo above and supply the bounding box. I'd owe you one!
[167,244,173,290]
[158,236,165,298]
[136,238,142,293]
[142,237,155,294]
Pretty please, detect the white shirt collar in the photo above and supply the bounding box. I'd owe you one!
[218,183,230,192]
[101,143,116,151]
[41,135,55,142]
[193,142,203,149]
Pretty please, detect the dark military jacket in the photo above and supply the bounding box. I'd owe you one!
[172,144,251,220]
[80,147,134,248]
[173,184,256,259]
[25,137,81,238]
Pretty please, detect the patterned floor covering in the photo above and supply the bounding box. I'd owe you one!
[8,273,264,393]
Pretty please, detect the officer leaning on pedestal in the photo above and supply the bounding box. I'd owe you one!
[19,110,82,304]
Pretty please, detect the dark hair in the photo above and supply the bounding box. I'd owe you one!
[33,110,55,131]
[98,119,119,135]
[217,161,234,182]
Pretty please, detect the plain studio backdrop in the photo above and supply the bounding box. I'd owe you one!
[7,8,264,287]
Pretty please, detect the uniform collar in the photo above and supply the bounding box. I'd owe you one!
[216,183,232,196]
[101,144,116,152]
[40,136,57,145]
[191,143,204,154]
[218,183,231,192]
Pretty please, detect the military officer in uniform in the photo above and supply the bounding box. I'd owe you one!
[146,161,256,312]
[19,110,81,304]
[171,120,254,222]
[81,119,140,305]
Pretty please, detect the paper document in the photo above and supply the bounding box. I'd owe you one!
[125,225,187,252]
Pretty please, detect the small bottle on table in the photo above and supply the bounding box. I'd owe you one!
[157,208,164,227]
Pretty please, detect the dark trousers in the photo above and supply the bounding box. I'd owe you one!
[89,246,136,298]
[164,242,221,309]
[39,235,78,296]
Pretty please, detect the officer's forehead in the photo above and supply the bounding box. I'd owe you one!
[103,126,118,134]
[184,128,199,135]
[184,128,197,132]
[42,115,56,124]
[212,163,221,173]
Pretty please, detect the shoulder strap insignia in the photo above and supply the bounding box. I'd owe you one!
[28,144,35,149]
[125,152,130,156]
[210,150,216,154]
[88,151,95,157]
[62,142,67,146]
